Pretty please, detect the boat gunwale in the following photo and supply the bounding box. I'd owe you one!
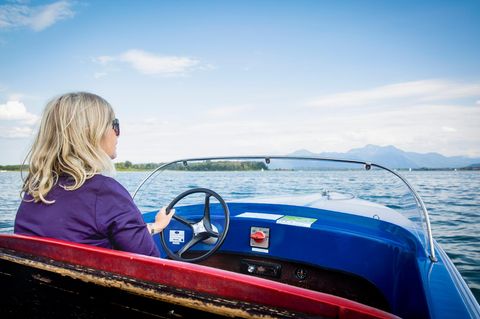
[0,233,399,319]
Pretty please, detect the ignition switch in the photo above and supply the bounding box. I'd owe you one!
[250,227,270,248]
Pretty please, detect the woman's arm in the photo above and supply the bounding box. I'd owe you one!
[95,177,162,257]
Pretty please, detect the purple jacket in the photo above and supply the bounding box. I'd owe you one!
[14,174,160,257]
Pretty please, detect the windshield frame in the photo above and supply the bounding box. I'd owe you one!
[132,155,437,262]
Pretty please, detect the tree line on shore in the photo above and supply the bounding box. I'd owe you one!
[115,160,269,171]
[0,161,268,172]
[2,161,478,172]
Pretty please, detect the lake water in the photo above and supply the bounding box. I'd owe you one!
[1,170,479,302]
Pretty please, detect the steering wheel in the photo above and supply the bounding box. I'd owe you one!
[160,188,230,262]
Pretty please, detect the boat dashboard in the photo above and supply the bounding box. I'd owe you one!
[142,196,428,316]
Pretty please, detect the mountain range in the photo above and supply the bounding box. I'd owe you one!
[287,145,480,169]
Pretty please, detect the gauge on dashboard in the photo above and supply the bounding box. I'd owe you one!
[240,259,281,278]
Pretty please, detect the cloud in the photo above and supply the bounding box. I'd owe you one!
[206,105,251,118]
[0,1,74,32]
[115,96,480,162]
[441,126,457,133]
[93,49,200,76]
[93,72,107,79]
[0,125,34,138]
[0,100,39,124]
[308,79,480,108]
[93,56,115,64]
[120,50,199,75]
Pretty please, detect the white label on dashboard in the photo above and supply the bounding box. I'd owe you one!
[276,216,317,228]
[169,230,185,245]
[252,247,269,253]
[236,212,283,220]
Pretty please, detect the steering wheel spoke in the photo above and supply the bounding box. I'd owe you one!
[173,214,194,227]
[206,228,219,237]
[203,194,216,234]
[177,232,210,257]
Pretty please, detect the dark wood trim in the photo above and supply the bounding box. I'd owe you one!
[198,252,390,312]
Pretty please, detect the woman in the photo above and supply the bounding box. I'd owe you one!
[14,92,173,257]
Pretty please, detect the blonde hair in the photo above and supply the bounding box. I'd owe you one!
[22,92,116,204]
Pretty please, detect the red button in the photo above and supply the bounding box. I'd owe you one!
[250,231,266,242]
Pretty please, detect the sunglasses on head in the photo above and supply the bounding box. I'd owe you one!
[112,118,120,136]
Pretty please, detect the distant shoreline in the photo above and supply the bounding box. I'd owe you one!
[1,165,478,172]
[0,161,270,172]
[2,160,479,172]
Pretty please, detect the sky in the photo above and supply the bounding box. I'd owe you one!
[0,0,479,165]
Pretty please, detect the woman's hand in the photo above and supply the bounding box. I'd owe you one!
[152,207,175,233]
